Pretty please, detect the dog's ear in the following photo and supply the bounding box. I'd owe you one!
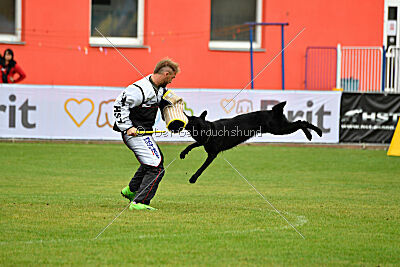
[272,101,286,113]
[200,110,207,120]
[183,111,191,119]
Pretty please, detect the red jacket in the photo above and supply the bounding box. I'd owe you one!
[1,63,26,83]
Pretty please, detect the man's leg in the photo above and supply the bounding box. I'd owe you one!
[129,164,147,193]
[121,133,148,201]
[122,134,164,206]
[121,164,147,201]
[134,164,165,205]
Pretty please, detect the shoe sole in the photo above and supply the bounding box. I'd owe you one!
[130,206,156,211]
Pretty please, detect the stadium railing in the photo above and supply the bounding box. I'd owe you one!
[385,46,400,93]
[305,44,400,94]
[338,45,384,93]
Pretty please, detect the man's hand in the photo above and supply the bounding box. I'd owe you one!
[126,127,138,136]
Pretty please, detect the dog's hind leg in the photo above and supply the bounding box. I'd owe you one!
[272,120,322,141]
[189,153,217,184]
[297,121,323,139]
[301,128,313,141]
[180,142,201,159]
[303,121,323,137]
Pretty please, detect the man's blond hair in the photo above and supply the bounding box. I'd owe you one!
[154,58,180,74]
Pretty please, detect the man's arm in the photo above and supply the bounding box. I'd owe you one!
[113,85,144,135]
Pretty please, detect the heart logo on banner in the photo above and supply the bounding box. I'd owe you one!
[64,98,95,127]
[220,99,236,113]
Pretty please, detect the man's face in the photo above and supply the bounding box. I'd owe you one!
[160,71,176,87]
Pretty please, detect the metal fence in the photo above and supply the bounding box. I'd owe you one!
[385,46,400,93]
[305,45,400,93]
[338,46,384,92]
[305,47,337,90]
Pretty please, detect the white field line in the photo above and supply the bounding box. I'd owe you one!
[282,213,308,230]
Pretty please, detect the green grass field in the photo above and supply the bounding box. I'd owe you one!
[1,142,399,265]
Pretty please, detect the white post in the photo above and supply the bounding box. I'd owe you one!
[395,48,399,93]
[336,44,342,89]
[386,47,391,92]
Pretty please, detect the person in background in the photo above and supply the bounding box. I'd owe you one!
[1,49,26,83]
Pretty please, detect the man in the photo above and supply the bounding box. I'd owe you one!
[113,58,179,210]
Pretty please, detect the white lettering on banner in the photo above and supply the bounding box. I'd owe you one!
[0,85,342,143]
[342,109,400,124]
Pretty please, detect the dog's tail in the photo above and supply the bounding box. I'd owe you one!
[272,101,286,114]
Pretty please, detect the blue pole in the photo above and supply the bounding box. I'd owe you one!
[250,25,254,89]
[281,25,285,90]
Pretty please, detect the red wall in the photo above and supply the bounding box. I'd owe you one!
[0,0,384,89]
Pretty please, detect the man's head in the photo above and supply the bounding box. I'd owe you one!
[152,58,180,87]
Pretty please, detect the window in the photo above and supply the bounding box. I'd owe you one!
[209,0,262,50]
[90,0,144,47]
[0,0,22,43]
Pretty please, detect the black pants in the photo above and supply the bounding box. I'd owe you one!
[122,133,165,205]
[129,163,165,205]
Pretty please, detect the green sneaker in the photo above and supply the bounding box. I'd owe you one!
[121,186,136,201]
[129,202,157,211]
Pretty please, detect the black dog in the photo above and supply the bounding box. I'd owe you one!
[180,101,323,183]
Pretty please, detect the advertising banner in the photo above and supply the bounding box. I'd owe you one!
[340,93,400,143]
[0,84,341,143]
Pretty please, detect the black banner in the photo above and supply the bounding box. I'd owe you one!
[340,93,400,143]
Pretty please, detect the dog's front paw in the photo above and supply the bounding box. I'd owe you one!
[180,151,187,159]
[189,175,198,184]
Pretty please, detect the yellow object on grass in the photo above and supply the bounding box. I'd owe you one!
[387,121,400,156]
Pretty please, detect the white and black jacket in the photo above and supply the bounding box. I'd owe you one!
[113,75,167,132]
